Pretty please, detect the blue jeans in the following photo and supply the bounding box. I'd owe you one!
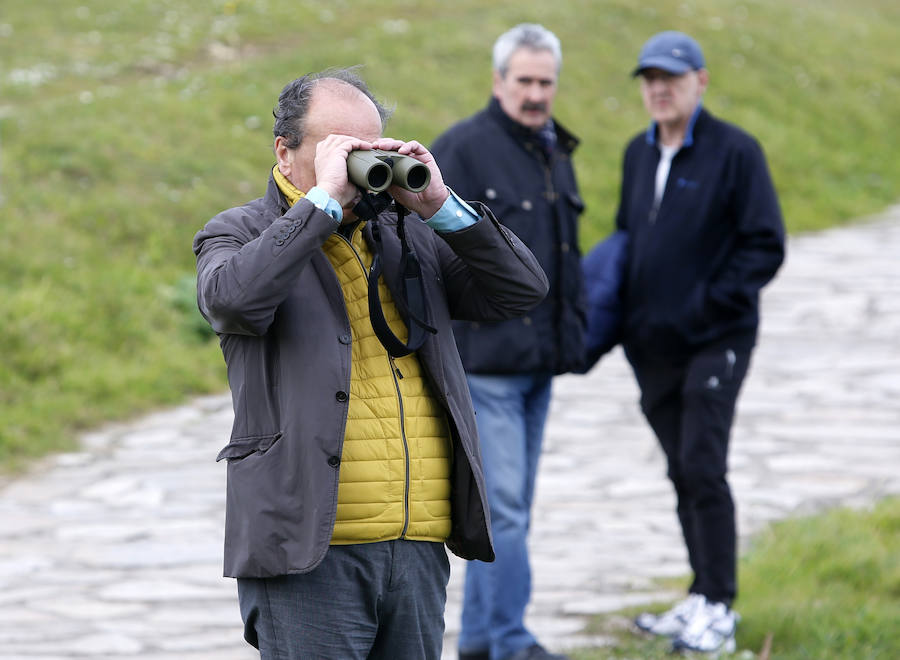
[237,540,449,659]
[459,373,553,660]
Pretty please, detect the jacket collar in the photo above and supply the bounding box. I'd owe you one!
[644,103,707,149]
[264,169,292,214]
[487,96,580,155]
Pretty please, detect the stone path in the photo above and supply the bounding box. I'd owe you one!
[1,205,899,660]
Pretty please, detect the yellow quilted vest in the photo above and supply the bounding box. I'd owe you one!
[323,222,452,544]
[272,169,451,543]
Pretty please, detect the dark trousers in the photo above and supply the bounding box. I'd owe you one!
[627,341,752,605]
[237,540,450,660]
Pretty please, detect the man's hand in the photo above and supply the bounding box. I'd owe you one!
[371,138,450,219]
[313,134,373,213]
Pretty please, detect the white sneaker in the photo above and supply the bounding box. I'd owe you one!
[671,599,738,655]
[634,593,706,637]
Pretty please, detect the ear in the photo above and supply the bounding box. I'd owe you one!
[491,69,504,97]
[696,68,710,95]
[274,136,294,177]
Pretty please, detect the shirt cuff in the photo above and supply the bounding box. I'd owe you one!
[305,186,343,224]
[424,188,479,233]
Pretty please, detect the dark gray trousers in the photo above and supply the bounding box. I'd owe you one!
[237,540,450,659]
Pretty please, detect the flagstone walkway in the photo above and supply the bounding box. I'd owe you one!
[1,206,899,660]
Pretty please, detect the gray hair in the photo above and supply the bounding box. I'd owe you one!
[492,23,562,77]
[272,67,393,149]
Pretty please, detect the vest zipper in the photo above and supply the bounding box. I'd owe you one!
[338,229,412,540]
[389,355,412,539]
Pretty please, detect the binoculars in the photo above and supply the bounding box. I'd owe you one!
[347,149,431,193]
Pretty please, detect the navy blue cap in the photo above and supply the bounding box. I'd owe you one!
[632,31,705,77]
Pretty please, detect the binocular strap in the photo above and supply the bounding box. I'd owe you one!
[361,198,437,358]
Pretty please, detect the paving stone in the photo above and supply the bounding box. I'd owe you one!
[28,596,149,620]
[98,579,232,602]
[55,632,144,656]
[562,590,681,615]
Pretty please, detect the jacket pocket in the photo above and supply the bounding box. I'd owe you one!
[479,186,532,237]
[215,432,282,462]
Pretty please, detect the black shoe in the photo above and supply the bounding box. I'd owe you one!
[504,644,570,660]
[459,651,490,660]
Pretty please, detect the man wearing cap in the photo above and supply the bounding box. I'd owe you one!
[614,31,785,654]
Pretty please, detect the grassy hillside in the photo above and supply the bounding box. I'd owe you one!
[1,0,898,466]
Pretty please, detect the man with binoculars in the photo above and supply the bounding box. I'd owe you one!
[193,67,549,659]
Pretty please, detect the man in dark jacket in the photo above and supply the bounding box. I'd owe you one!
[193,68,548,660]
[615,32,785,654]
[431,23,583,660]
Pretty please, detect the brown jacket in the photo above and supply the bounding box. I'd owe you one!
[193,175,548,577]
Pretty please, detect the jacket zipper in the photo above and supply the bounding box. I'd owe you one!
[542,159,556,203]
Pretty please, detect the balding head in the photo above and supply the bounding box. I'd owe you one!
[272,68,392,150]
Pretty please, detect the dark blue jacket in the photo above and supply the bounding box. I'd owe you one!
[431,98,586,375]
[615,107,785,358]
[580,229,629,372]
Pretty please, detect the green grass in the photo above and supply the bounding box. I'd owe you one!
[1,0,899,466]
[572,498,900,659]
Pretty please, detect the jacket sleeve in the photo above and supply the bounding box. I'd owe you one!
[579,230,629,371]
[432,202,549,321]
[193,199,338,336]
[706,139,786,319]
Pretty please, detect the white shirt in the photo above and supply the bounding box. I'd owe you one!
[654,144,679,204]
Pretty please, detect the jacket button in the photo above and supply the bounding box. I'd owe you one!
[522,316,533,326]
[327,456,340,467]
[338,333,351,344]
[335,391,348,402]
[560,242,570,252]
